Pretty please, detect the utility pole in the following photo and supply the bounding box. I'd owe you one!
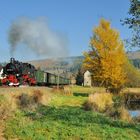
[55,67,59,89]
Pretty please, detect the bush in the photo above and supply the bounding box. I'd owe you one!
[112,95,124,108]
[18,93,33,108]
[119,107,132,122]
[83,93,132,122]
[83,93,113,112]
[17,90,50,110]
[0,94,16,120]
[133,116,140,123]
[63,86,73,95]
[83,101,94,111]
[33,89,50,106]
[124,61,140,87]
[52,86,72,96]
[32,90,43,103]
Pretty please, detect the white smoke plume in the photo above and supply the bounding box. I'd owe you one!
[8,17,68,58]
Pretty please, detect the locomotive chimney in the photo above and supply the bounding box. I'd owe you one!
[10,58,15,63]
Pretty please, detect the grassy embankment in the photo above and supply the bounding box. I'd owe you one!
[0,86,140,140]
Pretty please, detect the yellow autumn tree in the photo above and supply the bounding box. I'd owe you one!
[84,19,128,93]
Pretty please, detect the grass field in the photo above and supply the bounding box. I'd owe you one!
[0,86,140,140]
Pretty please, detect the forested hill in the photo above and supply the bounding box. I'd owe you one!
[127,51,140,69]
[28,56,84,74]
[28,51,140,73]
[127,51,140,60]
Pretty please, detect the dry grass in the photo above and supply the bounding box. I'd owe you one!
[51,86,73,96]
[0,87,52,118]
[119,107,132,122]
[83,93,132,122]
[0,86,52,94]
[0,94,17,120]
[83,93,113,112]
[63,86,73,95]
[123,88,140,93]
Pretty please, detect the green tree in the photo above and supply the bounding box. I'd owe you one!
[122,0,140,47]
[124,60,140,87]
[84,19,128,93]
[76,68,84,86]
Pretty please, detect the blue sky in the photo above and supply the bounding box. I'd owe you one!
[0,0,131,62]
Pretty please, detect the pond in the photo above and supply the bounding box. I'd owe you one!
[129,110,140,117]
[126,101,140,117]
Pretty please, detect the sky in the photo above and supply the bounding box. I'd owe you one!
[0,0,131,62]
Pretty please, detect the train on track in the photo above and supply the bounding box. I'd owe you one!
[0,58,70,86]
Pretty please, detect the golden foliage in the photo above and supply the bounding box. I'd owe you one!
[84,19,128,93]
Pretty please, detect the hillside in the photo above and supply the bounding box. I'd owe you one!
[28,56,84,74]
[28,51,140,73]
[127,51,140,60]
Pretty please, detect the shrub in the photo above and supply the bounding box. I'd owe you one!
[0,94,17,120]
[107,106,132,122]
[112,95,124,108]
[0,95,8,120]
[83,101,94,111]
[51,86,64,94]
[18,93,32,108]
[32,90,43,103]
[83,93,132,122]
[119,107,132,122]
[17,90,50,110]
[52,86,72,96]
[133,116,140,123]
[32,90,50,106]
[63,86,73,95]
[83,93,113,112]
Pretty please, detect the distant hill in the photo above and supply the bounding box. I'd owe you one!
[28,51,140,74]
[1,51,140,75]
[127,51,140,60]
[28,56,84,75]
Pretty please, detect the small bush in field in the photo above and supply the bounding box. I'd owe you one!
[83,101,94,111]
[0,94,16,120]
[32,89,50,106]
[18,93,33,108]
[112,95,124,108]
[0,95,8,120]
[32,90,43,103]
[52,86,63,94]
[83,93,113,112]
[17,90,50,109]
[119,107,132,122]
[133,116,140,123]
[52,86,72,96]
[63,86,72,95]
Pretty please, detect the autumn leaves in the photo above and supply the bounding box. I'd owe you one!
[84,19,129,93]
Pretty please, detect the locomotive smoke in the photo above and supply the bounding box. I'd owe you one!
[8,17,68,57]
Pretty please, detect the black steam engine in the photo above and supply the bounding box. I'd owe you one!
[0,58,70,86]
[1,58,36,86]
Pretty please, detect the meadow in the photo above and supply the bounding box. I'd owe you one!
[0,86,140,140]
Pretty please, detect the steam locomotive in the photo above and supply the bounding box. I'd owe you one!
[0,58,70,86]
